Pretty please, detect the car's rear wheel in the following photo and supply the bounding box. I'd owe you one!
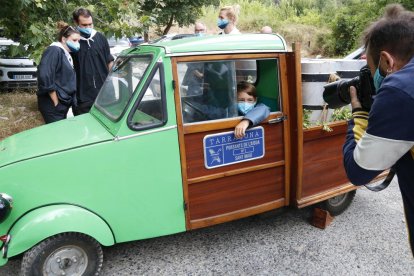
[21,232,103,276]
[319,190,356,216]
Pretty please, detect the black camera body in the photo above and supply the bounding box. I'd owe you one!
[323,66,376,110]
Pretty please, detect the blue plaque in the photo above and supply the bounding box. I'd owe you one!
[203,126,265,169]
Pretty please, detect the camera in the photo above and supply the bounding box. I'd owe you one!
[323,66,376,110]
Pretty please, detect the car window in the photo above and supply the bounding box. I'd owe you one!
[178,59,258,124]
[128,66,166,130]
[95,55,152,121]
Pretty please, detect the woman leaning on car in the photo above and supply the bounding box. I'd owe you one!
[37,21,80,124]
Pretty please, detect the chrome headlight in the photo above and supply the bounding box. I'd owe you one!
[0,193,12,223]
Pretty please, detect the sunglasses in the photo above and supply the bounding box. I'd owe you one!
[63,25,77,35]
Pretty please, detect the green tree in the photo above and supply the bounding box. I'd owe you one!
[141,0,219,36]
[0,0,214,61]
[0,0,155,61]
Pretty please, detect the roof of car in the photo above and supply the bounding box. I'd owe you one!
[137,34,287,56]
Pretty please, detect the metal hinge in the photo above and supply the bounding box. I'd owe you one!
[172,80,176,90]
[268,115,288,124]
[183,202,188,211]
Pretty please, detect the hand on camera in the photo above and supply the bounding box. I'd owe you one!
[349,86,362,111]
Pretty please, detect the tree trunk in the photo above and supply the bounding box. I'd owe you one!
[163,14,174,35]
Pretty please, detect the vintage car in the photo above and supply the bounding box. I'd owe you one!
[0,34,361,275]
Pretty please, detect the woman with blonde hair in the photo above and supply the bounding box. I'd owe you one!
[217,5,241,34]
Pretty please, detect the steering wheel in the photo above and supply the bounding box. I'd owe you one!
[182,99,208,122]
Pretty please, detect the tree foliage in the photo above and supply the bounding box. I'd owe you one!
[141,0,219,35]
[1,0,413,60]
[0,0,216,61]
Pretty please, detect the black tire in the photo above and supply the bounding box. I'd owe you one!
[319,190,356,216]
[21,232,103,276]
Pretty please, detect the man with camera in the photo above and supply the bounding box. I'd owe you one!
[340,4,414,255]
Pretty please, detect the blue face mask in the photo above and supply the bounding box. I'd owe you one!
[238,102,256,115]
[66,40,80,53]
[78,27,92,37]
[373,67,385,92]
[217,19,229,30]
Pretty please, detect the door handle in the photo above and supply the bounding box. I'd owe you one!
[268,115,287,124]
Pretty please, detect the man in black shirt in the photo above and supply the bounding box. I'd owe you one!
[71,8,114,115]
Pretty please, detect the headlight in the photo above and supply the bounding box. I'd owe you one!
[0,193,12,223]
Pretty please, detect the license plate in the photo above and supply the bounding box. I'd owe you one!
[14,75,32,79]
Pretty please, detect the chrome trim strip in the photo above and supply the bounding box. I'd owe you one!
[1,234,11,258]
[113,125,177,141]
[166,49,288,57]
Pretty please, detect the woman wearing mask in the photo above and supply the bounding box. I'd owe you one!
[217,5,241,35]
[37,21,80,123]
[234,82,270,139]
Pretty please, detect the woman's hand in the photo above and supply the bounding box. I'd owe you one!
[49,91,59,107]
[234,120,250,139]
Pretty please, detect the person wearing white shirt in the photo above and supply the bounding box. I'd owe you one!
[217,6,241,35]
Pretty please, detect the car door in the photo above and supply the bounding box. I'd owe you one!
[172,53,291,229]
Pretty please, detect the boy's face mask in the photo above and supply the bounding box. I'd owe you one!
[238,102,256,115]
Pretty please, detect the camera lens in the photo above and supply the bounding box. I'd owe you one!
[323,76,360,109]
[323,80,350,109]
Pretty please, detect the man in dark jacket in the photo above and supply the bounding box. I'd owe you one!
[71,8,114,115]
[343,4,414,255]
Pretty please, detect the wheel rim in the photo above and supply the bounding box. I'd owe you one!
[43,245,88,276]
[327,193,348,207]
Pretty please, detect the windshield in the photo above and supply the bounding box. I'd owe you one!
[0,43,28,59]
[95,55,153,120]
[0,45,16,58]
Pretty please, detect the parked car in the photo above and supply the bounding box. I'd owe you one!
[128,36,144,47]
[0,34,361,275]
[344,46,366,60]
[0,38,37,91]
[148,33,198,44]
[108,36,131,58]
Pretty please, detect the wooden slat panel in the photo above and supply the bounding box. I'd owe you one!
[285,44,303,205]
[188,167,285,220]
[301,123,349,197]
[187,161,284,185]
[171,57,191,229]
[184,123,284,179]
[183,113,283,134]
[190,199,285,229]
[303,121,348,142]
[297,184,356,208]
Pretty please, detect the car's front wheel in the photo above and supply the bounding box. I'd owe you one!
[21,232,103,276]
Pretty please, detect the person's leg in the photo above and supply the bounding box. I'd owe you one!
[73,101,93,115]
[38,96,69,124]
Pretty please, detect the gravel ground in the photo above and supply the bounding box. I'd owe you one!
[1,178,412,275]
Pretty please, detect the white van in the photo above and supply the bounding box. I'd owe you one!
[0,38,37,91]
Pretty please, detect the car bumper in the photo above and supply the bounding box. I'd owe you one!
[0,81,37,90]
